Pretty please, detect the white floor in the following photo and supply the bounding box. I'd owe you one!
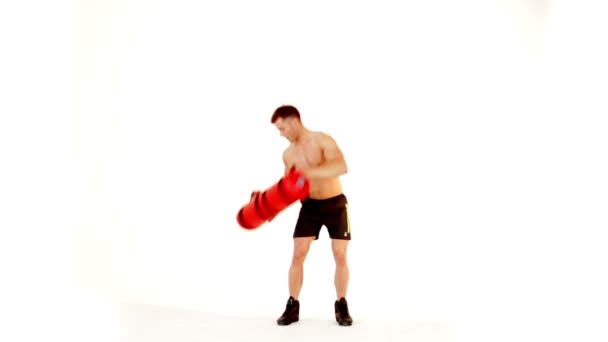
[117,302,450,342]
[2,285,451,342]
[10,277,608,342]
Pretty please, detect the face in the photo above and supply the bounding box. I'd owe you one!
[274,117,298,142]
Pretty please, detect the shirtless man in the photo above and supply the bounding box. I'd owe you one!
[269,105,353,326]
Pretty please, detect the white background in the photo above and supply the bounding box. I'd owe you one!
[1,0,607,341]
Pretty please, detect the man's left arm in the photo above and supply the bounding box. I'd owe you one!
[304,134,348,179]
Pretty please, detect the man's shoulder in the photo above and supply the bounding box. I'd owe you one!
[282,145,293,157]
[309,130,332,140]
[312,131,337,145]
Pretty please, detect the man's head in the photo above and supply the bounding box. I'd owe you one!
[271,105,303,142]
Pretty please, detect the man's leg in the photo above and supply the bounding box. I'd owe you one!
[331,239,349,299]
[289,237,315,299]
[328,197,353,326]
[332,238,353,326]
[277,236,314,326]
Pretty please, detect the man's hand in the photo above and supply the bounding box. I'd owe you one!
[294,166,313,180]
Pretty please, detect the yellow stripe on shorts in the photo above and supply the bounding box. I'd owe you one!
[345,203,351,234]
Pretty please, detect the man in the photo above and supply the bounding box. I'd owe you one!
[270,104,353,326]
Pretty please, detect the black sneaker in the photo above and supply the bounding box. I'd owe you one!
[334,297,353,326]
[277,296,299,326]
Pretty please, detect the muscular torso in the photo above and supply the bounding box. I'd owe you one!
[283,132,343,200]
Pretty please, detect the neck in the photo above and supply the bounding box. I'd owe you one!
[293,128,310,143]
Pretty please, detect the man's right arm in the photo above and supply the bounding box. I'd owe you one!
[282,149,291,176]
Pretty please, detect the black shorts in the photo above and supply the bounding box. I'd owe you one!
[293,194,351,240]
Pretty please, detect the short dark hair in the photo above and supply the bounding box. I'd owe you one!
[271,105,300,124]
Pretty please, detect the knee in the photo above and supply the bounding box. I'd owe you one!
[292,249,308,265]
[333,252,348,266]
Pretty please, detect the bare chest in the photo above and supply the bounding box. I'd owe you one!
[286,141,324,169]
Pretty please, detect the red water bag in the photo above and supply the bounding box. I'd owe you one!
[237,168,310,230]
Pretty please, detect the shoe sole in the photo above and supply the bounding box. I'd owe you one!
[336,316,353,326]
[277,318,299,326]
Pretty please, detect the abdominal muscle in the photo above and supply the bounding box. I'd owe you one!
[307,177,343,200]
